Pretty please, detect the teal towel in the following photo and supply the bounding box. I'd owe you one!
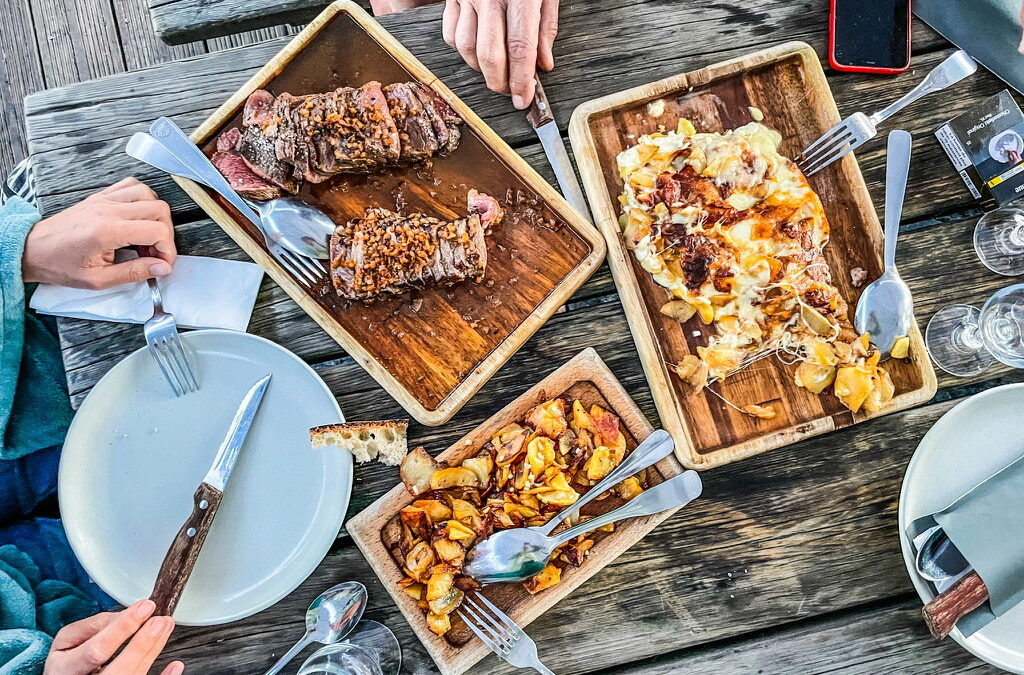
[0,542,101,675]
[0,196,72,462]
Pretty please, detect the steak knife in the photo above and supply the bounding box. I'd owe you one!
[527,75,592,222]
[150,374,272,616]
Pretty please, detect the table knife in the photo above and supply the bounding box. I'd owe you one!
[527,75,592,221]
[150,374,271,616]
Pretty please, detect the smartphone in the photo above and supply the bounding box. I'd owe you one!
[829,0,912,74]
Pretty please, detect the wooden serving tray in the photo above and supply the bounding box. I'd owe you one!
[568,42,937,470]
[178,1,605,426]
[347,348,683,675]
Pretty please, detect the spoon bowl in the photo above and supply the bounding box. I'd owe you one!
[915,526,971,583]
[246,197,336,260]
[264,581,368,675]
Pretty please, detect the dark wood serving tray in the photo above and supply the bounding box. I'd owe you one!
[178,1,605,425]
[569,42,937,469]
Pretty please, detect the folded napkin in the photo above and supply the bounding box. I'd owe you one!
[909,451,1024,636]
[29,256,263,332]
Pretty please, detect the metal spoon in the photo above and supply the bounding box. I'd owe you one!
[243,196,335,260]
[854,129,916,358]
[915,526,971,583]
[263,581,368,675]
[464,470,703,584]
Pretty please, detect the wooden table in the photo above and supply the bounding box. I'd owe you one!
[24,1,1022,672]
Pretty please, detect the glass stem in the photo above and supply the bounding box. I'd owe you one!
[1003,223,1024,252]
[951,318,984,354]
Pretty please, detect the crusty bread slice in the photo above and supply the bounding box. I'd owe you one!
[309,420,409,466]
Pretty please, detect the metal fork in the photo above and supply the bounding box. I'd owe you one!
[140,270,198,396]
[458,592,554,674]
[795,50,977,176]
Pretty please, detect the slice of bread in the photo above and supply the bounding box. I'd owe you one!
[309,420,409,466]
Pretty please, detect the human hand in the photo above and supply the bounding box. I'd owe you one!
[44,599,184,675]
[442,0,559,109]
[1019,1,1024,54]
[23,177,176,289]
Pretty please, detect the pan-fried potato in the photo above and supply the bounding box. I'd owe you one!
[388,397,648,637]
[429,467,479,490]
[400,447,441,495]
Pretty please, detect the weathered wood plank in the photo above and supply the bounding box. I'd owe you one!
[0,0,45,178]
[28,0,125,87]
[617,599,998,674]
[148,0,363,44]
[111,0,205,71]
[149,392,1000,674]
[204,24,302,51]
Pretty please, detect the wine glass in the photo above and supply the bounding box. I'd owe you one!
[926,284,1024,376]
[974,207,1024,276]
[297,621,402,675]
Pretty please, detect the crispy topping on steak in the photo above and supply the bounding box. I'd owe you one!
[329,191,502,302]
[211,127,287,201]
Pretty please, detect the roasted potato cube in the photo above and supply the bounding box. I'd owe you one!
[660,300,696,323]
[446,519,477,543]
[513,460,531,491]
[426,571,456,601]
[399,507,432,539]
[891,336,910,359]
[862,366,895,414]
[503,502,540,522]
[493,424,530,465]
[561,539,595,566]
[669,354,709,394]
[616,476,643,501]
[584,446,616,481]
[400,447,441,496]
[536,472,579,506]
[835,365,873,413]
[525,399,567,438]
[432,538,465,566]
[451,499,483,532]
[430,467,479,491]
[402,582,425,601]
[516,492,541,510]
[411,499,452,523]
[427,587,464,616]
[589,405,626,460]
[794,361,836,395]
[742,403,777,420]
[571,400,597,435]
[426,611,451,636]
[404,541,435,583]
[461,456,493,488]
[525,436,556,476]
[522,563,562,594]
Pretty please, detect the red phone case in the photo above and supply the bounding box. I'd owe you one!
[828,0,912,74]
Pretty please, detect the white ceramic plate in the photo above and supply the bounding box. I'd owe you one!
[899,383,1024,673]
[59,329,351,625]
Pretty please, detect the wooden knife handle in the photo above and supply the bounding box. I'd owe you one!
[150,482,223,616]
[922,570,989,640]
[526,75,554,128]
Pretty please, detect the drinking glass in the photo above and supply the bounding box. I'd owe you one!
[926,284,1024,376]
[297,621,401,675]
[974,207,1024,276]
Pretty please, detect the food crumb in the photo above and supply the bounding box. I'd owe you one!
[850,267,868,287]
[748,106,764,122]
[647,99,666,117]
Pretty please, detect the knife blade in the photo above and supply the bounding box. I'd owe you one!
[527,76,592,222]
[149,374,271,616]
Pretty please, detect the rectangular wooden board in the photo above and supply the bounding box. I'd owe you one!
[177,1,606,426]
[347,347,684,675]
[568,42,937,469]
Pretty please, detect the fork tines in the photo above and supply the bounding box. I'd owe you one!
[794,115,871,177]
[458,593,521,656]
[146,329,198,396]
[270,245,326,288]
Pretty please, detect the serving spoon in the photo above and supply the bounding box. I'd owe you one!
[464,464,702,584]
[263,581,368,675]
[915,526,971,584]
[854,129,916,358]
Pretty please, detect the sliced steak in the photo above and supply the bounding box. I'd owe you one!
[384,82,440,162]
[243,89,276,127]
[329,191,501,301]
[412,84,462,155]
[211,128,283,201]
[236,122,300,194]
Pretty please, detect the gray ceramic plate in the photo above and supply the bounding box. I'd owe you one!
[59,329,352,625]
[899,383,1024,673]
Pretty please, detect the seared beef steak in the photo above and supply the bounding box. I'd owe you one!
[219,80,463,199]
[330,191,502,301]
[211,128,285,201]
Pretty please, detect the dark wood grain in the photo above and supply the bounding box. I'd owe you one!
[150,482,225,616]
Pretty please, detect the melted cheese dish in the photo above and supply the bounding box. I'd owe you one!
[617,118,894,414]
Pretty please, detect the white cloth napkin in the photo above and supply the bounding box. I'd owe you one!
[29,255,264,331]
